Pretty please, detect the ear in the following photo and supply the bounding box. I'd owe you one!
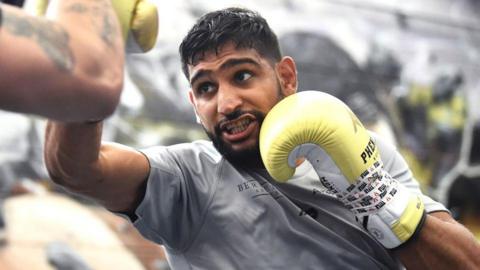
[188,90,202,124]
[276,56,298,96]
[188,90,196,106]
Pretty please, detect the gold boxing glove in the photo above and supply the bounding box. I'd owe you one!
[260,91,426,249]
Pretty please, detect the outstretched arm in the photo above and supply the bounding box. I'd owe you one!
[0,0,124,122]
[44,120,150,214]
[395,211,480,270]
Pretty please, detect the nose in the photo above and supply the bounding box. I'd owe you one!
[217,85,243,116]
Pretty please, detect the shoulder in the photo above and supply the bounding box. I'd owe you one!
[142,140,221,165]
[138,140,225,188]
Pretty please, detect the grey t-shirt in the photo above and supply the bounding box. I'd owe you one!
[129,133,447,270]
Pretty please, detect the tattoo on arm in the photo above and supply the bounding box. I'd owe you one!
[3,10,75,73]
[100,10,116,47]
[65,3,88,13]
[64,1,118,47]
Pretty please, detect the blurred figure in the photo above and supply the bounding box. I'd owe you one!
[395,61,466,190]
[428,69,466,187]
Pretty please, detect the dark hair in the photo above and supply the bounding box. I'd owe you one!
[179,7,282,78]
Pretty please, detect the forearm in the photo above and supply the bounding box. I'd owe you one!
[0,1,124,121]
[395,212,480,269]
[44,120,150,212]
[44,120,104,190]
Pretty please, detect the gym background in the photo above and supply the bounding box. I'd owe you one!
[1,0,479,269]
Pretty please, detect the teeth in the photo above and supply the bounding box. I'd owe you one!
[226,119,251,134]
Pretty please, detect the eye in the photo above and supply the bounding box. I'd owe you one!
[196,82,216,95]
[234,70,253,83]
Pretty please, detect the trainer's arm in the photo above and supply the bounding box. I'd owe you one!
[395,211,480,269]
[0,1,124,122]
[44,121,149,213]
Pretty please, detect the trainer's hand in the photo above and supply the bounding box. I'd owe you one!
[24,0,159,53]
[259,91,425,249]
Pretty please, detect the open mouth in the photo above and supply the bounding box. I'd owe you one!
[223,118,253,134]
[219,115,257,142]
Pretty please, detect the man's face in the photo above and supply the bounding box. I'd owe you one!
[187,43,296,166]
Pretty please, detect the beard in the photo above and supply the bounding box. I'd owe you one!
[204,109,265,168]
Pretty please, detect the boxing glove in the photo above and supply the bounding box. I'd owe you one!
[259,91,426,249]
[23,0,159,53]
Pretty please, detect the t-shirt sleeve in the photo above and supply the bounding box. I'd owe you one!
[373,133,449,214]
[129,142,220,251]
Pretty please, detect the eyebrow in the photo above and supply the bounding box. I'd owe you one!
[189,57,261,86]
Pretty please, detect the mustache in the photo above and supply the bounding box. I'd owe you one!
[214,109,265,135]
[218,109,246,124]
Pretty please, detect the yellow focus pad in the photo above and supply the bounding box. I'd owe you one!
[130,0,158,52]
[260,91,380,183]
[22,0,48,16]
[111,0,137,41]
[112,0,159,52]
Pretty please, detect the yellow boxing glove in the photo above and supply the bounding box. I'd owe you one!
[23,0,158,53]
[260,91,426,249]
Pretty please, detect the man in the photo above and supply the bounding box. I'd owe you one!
[44,7,480,269]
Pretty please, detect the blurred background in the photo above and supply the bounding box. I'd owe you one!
[1,0,479,269]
